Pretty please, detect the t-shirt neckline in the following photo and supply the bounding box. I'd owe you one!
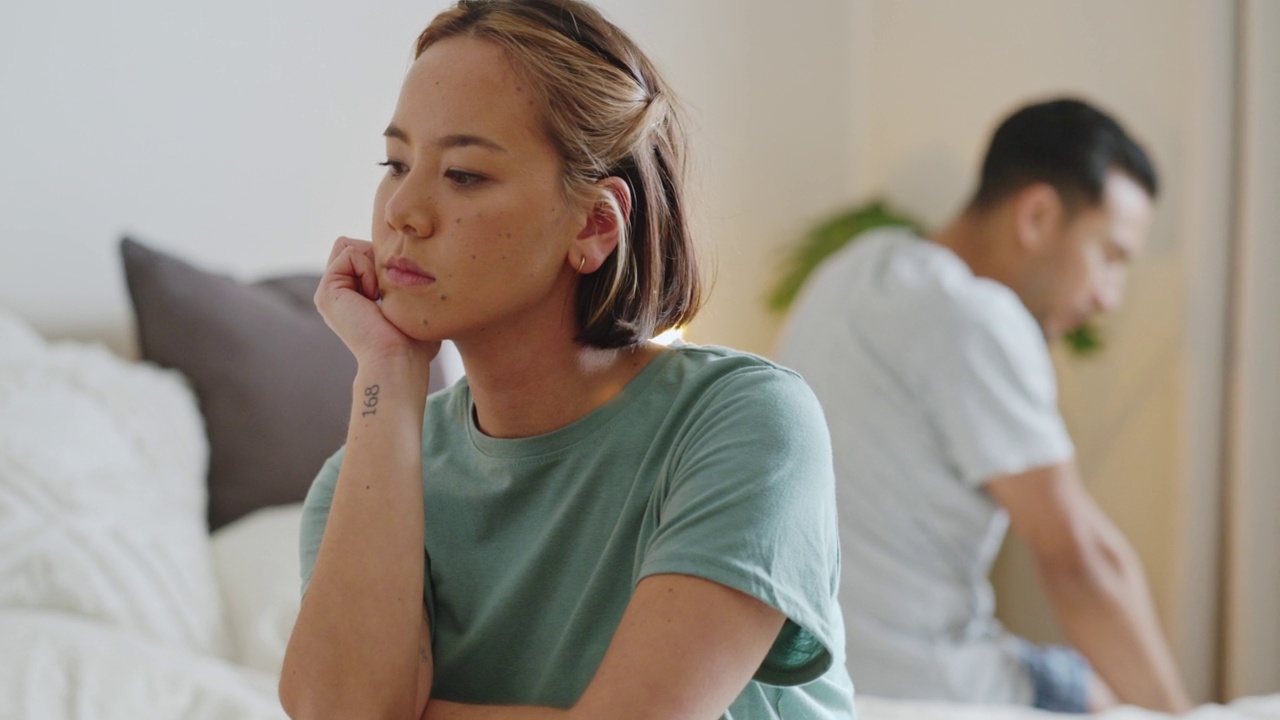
[463,345,676,459]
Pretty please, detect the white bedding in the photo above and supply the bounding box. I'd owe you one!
[4,603,1276,720]
[0,313,227,657]
[0,609,286,720]
[0,498,302,720]
[855,695,1280,720]
[0,312,281,719]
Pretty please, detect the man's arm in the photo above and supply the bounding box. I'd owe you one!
[423,572,787,720]
[986,461,1191,713]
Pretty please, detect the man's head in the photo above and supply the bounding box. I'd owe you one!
[969,98,1158,340]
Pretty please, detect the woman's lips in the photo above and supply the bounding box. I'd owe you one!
[384,257,435,288]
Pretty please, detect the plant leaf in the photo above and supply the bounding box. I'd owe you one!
[767,200,926,312]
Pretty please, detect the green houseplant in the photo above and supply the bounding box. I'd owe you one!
[768,200,1102,355]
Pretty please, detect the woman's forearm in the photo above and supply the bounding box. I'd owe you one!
[425,700,566,720]
[281,360,431,720]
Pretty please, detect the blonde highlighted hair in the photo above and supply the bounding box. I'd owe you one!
[416,0,701,348]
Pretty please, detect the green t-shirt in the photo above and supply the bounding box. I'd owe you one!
[300,345,856,719]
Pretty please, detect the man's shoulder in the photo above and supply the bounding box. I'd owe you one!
[779,228,1045,379]
[929,274,1037,343]
[804,229,1022,319]
[875,246,1047,387]
[857,233,1036,348]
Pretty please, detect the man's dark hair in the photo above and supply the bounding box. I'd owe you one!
[970,98,1158,212]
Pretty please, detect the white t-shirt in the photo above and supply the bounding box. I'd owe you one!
[775,228,1074,705]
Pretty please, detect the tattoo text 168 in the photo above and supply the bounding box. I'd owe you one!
[362,385,380,417]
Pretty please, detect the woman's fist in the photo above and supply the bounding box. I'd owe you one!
[314,237,440,368]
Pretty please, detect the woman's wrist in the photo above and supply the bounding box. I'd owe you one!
[355,354,432,395]
[350,359,432,429]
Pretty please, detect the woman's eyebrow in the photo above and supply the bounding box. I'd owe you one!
[383,124,507,154]
[437,134,508,153]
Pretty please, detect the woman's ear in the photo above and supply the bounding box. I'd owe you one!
[1012,182,1064,253]
[570,176,632,275]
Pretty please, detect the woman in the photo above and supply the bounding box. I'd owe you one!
[279,2,854,718]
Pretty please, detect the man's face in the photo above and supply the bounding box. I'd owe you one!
[1025,171,1155,341]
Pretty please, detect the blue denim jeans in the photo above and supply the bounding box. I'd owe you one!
[1016,639,1091,714]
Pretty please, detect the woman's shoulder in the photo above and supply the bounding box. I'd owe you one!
[658,343,823,419]
[662,342,803,383]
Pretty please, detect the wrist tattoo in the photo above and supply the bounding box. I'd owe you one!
[361,384,380,417]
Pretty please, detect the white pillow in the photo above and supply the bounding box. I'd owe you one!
[0,312,229,657]
[211,503,304,676]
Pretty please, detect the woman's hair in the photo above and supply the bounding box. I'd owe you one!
[416,0,702,348]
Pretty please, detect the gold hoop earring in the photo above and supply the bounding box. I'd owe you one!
[577,256,586,274]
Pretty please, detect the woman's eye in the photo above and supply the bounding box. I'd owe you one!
[445,169,486,188]
[377,160,408,177]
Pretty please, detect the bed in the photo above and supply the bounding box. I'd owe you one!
[1,241,1275,720]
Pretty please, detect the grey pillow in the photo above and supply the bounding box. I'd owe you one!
[120,238,445,531]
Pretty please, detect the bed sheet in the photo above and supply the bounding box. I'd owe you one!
[855,694,1280,720]
[0,609,287,720]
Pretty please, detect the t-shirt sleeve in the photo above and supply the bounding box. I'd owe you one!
[638,366,843,687]
[298,447,344,597]
[922,295,1075,486]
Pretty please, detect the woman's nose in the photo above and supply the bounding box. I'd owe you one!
[383,177,436,240]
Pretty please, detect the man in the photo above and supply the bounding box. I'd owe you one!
[776,98,1191,714]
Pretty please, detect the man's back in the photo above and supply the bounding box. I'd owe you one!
[776,228,1074,704]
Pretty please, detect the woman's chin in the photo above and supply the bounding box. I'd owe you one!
[380,294,445,342]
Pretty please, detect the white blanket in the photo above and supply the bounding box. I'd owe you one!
[0,313,227,657]
[0,609,285,720]
[856,695,1280,720]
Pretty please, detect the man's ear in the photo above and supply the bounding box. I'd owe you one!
[1012,182,1065,253]
[570,176,632,275]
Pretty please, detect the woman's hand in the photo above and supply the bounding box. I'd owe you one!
[315,237,441,368]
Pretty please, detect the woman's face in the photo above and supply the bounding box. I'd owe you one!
[372,36,586,345]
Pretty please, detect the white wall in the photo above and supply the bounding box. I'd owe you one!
[0,0,857,357]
